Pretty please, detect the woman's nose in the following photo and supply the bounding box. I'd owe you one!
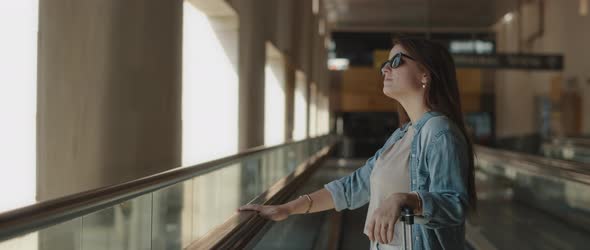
[381,65,391,75]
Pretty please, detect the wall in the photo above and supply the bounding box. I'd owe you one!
[37,0,183,200]
[227,0,331,145]
[493,0,590,138]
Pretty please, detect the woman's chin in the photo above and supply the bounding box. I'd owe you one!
[382,88,397,98]
[383,85,396,92]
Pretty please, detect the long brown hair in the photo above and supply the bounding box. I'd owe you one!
[393,37,477,212]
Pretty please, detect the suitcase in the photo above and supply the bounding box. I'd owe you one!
[400,207,414,250]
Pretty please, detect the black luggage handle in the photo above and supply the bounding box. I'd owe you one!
[400,206,414,250]
[401,206,414,224]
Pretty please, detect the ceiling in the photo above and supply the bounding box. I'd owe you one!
[323,0,517,32]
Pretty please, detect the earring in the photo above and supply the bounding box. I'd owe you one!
[422,84,426,88]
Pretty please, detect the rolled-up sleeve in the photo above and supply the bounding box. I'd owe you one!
[416,130,469,228]
[324,145,385,211]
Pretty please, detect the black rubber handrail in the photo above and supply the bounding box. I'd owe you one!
[546,136,590,148]
[475,145,590,185]
[187,142,338,249]
[0,135,335,242]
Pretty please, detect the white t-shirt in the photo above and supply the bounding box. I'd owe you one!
[364,125,414,250]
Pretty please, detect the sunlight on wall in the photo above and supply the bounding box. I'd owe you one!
[182,2,238,166]
[293,71,308,140]
[0,0,38,213]
[264,67,286,144]
[0,1,39,248]
[309,82,318,137]
[318,93,329,135]
[264,43,286,146]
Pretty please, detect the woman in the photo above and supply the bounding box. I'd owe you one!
[239,37,476,250]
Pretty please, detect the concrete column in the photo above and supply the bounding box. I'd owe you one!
[37,0,183,200]
[234,0,267,151]
[300,0,313,138]
[36,1,182,249]
[284,60,296,141]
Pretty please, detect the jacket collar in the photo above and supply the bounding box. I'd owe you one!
[400,110,443,134]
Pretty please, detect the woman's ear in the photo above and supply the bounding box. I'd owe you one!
[416,64,430,84]
[421,73,429,84]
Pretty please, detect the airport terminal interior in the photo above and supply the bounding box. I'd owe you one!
[1,0,589,249]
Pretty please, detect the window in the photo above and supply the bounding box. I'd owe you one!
[293,71,308,140]
[264,42,286,145]
[182,2,239,166]
[0,0,38,213]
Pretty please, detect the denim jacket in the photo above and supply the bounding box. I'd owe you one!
[325,111,470,250]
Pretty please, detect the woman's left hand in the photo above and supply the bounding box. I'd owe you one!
[366,193,418,244]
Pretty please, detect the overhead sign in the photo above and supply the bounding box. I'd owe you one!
[452,53,563,70]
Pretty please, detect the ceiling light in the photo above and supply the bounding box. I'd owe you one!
[313,0,319,14]
[503,12,514,23]
[328,58,349,70]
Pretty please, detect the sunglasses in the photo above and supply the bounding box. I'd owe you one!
[380,52,416,76]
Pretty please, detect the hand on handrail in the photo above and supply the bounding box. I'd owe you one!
[237,204,291,221]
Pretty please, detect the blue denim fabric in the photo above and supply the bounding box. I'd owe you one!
[325,111,470,250]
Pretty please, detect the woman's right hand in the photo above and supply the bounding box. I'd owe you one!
[237,204,291,221]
